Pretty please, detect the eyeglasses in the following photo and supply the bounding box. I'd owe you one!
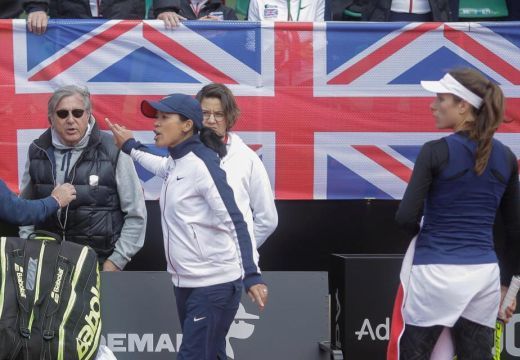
[56,109,85,119]
[202,110,226,122]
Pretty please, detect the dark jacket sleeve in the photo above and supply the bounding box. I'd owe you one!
[447,0,459,21]
[395,139,448,238]
[223,6,238,20]
[395,142,434,237]
[22,0,48,13]
[330,0,351,20]
[0,179,59,226]
[498,148,520,286]
[507,0,520,20]
[152,0,180,17]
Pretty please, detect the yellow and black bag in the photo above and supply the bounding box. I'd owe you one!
[0,231,101,360]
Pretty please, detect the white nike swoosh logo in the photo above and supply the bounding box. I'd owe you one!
[194,316,206,322]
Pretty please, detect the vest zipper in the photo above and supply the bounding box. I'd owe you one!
[60,150,87,240]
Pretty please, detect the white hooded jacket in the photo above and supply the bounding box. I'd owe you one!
[221,132,278,254]
[123,135,263,290]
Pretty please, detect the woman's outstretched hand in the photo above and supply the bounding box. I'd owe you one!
[105,117,134,149]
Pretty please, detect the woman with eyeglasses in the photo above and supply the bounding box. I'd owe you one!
[105,93,268,360]
[196,83,277,249]
[390,68,520,360]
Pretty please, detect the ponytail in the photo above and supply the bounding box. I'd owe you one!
[178,114,227,158]
[199,127,227,158]
[472,82,504,175]
[450,69,505,175]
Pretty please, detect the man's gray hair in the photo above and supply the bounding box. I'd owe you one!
[48,85,92,122]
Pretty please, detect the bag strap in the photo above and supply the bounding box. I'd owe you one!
[40,256,73,343]
[0,237,7,319]
[2,239,24,360]
[7,339,23,360]
[9,249,32,339]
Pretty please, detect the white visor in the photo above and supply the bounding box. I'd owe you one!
[421,73,483,109]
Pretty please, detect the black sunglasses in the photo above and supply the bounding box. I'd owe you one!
[56,109,85,119]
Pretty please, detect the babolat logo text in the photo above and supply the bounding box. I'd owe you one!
[14,263,26,298]
[77,286,101,360]
[51,267,64,304]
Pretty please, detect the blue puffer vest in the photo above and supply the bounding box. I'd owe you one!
[28,123,124,259]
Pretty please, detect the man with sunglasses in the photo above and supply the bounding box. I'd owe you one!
[19,85,147,272]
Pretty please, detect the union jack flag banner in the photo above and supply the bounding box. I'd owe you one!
[0,19,519,200]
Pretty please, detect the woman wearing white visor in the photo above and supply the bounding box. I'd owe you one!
[394,68,520,359]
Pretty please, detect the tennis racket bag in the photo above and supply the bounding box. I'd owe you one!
[0,231,101,360]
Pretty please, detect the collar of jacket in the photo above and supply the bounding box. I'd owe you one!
[34,122,102,150]
[168,134,201,159]
[181,0,223,13]
[192,0,223,6]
